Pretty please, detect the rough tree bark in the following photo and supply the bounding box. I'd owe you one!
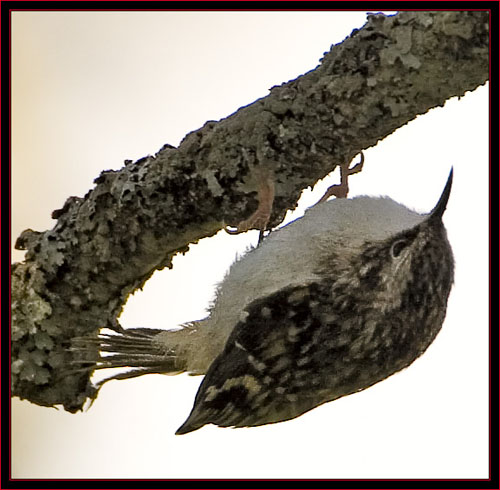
[11,11,489,412]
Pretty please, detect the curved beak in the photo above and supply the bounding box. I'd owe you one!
[429,168,453,221]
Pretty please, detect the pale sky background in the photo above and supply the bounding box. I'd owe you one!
[11,11,489,479]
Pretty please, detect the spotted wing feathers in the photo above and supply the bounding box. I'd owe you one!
[176,282,339,435]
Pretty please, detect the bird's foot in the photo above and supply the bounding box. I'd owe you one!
[318,152,364,203]
[225,168,275,235]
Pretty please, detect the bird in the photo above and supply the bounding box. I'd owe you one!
[72,168,454,435]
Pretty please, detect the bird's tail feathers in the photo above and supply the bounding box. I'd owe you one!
[67,325,194,387]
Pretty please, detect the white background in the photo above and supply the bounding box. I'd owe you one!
[11,11,489,479]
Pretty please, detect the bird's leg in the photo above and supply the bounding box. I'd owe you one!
[318,152,364,203]
[226,167,275,235]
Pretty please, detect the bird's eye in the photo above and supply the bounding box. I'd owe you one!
[391,239,409,258]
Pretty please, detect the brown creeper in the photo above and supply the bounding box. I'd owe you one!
[73,169,454,435]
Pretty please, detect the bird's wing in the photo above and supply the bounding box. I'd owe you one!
[176,279,361,435]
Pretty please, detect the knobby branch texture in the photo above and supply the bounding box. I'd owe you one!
[12,11,489,412]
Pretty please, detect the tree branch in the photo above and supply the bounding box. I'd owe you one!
[11,11,489,412]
